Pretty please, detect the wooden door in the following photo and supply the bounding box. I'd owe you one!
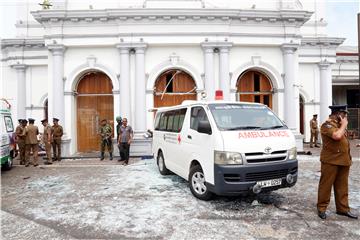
[154,70,197,108]
[237,71,273,109]
[76,72,114,152]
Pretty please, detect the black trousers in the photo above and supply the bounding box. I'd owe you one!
[119,143,130,163]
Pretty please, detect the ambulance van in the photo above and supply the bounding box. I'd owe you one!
[152,100,298,200]
[0,99,16,170]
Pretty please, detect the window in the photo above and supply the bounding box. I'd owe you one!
[4,116,14,132]
[166,73,173,93]
[167,113,174,131]
[156,108,187,132]
[159,113,168,131]
[254,73,260,91]
[209,104,285,131]
[190,107,210,132]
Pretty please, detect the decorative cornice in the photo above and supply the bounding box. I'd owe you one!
[301,37,345,47]
[281,43,299,54]
[1,38,45,50]
[11,64,28,70]
[48,44,66,55]
[31,8,312,27]
[201,41,233,49]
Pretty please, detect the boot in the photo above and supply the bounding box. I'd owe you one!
[109,152,113,160]
[100,152,104,161]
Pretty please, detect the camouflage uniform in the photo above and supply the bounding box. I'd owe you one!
[100,123,113,160]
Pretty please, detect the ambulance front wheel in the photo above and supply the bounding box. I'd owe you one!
[157,151,170,175]
[189,165,212,201]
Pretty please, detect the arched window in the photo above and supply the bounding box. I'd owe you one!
[236,70,273,109]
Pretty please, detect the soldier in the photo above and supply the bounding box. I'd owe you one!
[25,118,39,167]
[99,119,113,160]
[15,119,26,165]
[41,119,52,165]
[310,114,320,148]
[52,118,63,161]
[316,105,358,220]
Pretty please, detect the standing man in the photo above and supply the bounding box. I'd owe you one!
[118,118,133,165]
[41,119,52,165]
[316,105,358,220]
[15,119,26,165]
[115,116,122,160]
[52,118,63,161]
[99,119,113,160]
[25,118,39,167]
[310,114,320,148]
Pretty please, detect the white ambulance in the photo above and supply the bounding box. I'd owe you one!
[0,99,16,170]
[152,100,297,200]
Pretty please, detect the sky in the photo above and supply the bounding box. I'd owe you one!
[0,0,359,46]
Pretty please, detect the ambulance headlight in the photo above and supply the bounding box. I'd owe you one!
[288,147,297,160]
[214,151,243,165]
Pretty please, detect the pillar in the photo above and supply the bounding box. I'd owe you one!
[319,61,332,123]
[135,44,147,131]
[12,64,27,119]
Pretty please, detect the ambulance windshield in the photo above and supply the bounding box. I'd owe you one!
[209,104,286,131]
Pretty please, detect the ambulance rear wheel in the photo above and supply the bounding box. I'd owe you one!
[189,165,212,201]
[157,152,170,175]
[3,156,13,171]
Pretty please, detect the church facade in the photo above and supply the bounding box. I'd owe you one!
[1,0,358,156]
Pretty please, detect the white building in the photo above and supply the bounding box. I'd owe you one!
[1,0,358,156]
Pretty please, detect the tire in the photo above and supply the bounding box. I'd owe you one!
[3,156,13,171]
[189,165,212,201]
[157,152,170,175]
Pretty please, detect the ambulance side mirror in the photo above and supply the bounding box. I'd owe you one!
[198,120,212,135]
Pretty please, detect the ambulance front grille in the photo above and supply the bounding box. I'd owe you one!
[245,150,287,164]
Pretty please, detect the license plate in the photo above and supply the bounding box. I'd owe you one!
[257,178,282,188]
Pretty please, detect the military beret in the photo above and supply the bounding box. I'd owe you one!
[329,105,349,114]
[53,118,59,122]
[116,116,122,121]
[41,119,48,123]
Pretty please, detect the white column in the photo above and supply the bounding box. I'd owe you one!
[135,44,147,132]
[12,64,27,119]
[219,46,231,101]
[117,46,131,123]
[202,46,215,100]
[48,44,66,127]
[281,44,298,131]
[319,62,332,123]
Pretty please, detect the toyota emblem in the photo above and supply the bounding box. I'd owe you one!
[264,147,272,154]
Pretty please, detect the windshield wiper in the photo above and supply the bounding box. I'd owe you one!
[260,125,284,130]
[226,126,261,130]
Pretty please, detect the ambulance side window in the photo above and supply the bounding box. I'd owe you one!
[159,113,168,131]
[190,107,210,132]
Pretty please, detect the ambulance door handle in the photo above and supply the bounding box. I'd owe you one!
[187,135,192,139]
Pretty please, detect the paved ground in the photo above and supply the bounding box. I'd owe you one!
[1,142,359,240]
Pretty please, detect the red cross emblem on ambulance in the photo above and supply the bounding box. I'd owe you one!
[177,134,181,144]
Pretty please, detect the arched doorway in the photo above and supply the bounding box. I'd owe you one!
[154,69,197,108]
[236,70,273,109]
[76,72,114,152]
